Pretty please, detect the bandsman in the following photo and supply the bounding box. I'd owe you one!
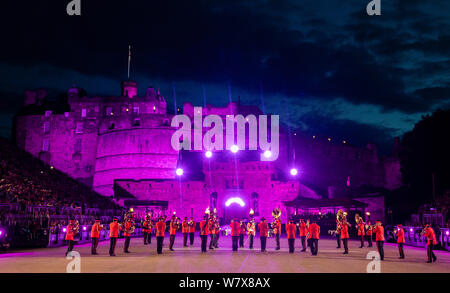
[208,217,216,250]
[169,216,179,251]
[247,218,256,249]
[230,218,240,252]
[258,217,269,252]
[123,216,134,253]
[188,217,196,246]
[155,217,166,254]
[299,219,307,252]
[182,217,189,247]
[357,218,365,248]
[423,224,437,263]
[65,219,76,256]
[142,215,152,245]
[308,220,320,255]
[214,220,220,248]
[286,218,296,253]
[396,224,405,259]
[90,219,102,255]
[109,217,121,256]
[272,217,281,250]
[239,219,246,248]
[335,219,341,249]
[340,218,350,254]
[199,215,209,252]
[373,220,385,260]
[366,221,373,247]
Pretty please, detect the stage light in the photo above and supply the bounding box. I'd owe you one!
[410,228,413,232]
[63,228,67,233]
[176,168,184,176]
[225,197,245,207]
[0,230,3,237]
[230,145,239,153]
[290,168,298,176]
[205,151,212,158]
[366,212,371,216]
[446,231,449,236]
[83,226,87,231]
[263,150,272,158]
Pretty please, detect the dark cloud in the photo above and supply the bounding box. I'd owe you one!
[0,0,449,153]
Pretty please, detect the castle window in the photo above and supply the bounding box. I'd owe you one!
[74,139,82,153]
[75,122,83,134]
[133,118,141,126]
[133,107,140,114]
[81,108,87,118]
[45,110,52,117]
[109,123,115,130]
[105,107,113,116]
[85,165,93,172]
[42,139,49,152]
[43,122,50,134]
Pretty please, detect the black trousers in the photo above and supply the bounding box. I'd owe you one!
[288,238,295,253]
[157,236,164,254]
[201,235,207,252]
[249,234,254,249]
[183,233,188,246]
[109,237,117,256]
[300,236,306,251]
[239,234,244,247]
[376,240,384,260]
[342,238,349,253]
[148,232,152,244]
[427,243,437,262]
[91,237,99,254]
[398,243,405,258]
[275,234,280,249]
[232,236,239,251]
[67,240,74,253]
[336,233,341,248]
[209,234,216,249]
[169,235,175,250]
[143,232,151,244]
[310,238,318,255]
[124,236,131,252]
[260,236,267,251]
[215,233,219,248]
[360,235,365,247]
[367,235,373,247]
[189,232,195,245]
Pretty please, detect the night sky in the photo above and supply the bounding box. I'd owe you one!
[1,0,449,154]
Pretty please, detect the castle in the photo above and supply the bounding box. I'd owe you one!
[14,80,402,222]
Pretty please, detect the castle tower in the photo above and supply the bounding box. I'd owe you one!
[121,80,138,98]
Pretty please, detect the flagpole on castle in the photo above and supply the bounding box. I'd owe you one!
[127,45,132,80]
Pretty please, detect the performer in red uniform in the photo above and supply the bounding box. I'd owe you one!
[247,218,256,249]
[286,219,296,253]
[308,220,320,255]
[239,220,246,248]
[258,218,269,252]
[65,219,76,256]
[357,219,365,248]
[188,217,196,246]
[142,214,152,245]
[155,217,166,254]
[340,218,350,254]
[90,219,102,255]
[272,218,281,250]
[298,219,307,252]
[230,219,240,252]
[123,217,135,253]
[109,217,121,256]
[169,216,179,251]
[373,220,385,260]
[208,217,216,250]
[182,217,189,247]
[396,224,405,259]
[366,221,373,247]
[423,224,437,263]
[199,216,209,252]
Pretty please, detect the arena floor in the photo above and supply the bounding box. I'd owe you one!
[0,236,449,273]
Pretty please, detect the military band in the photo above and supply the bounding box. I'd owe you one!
[62,207,440,264]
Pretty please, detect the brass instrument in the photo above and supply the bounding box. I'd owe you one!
[73,220,80,235]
